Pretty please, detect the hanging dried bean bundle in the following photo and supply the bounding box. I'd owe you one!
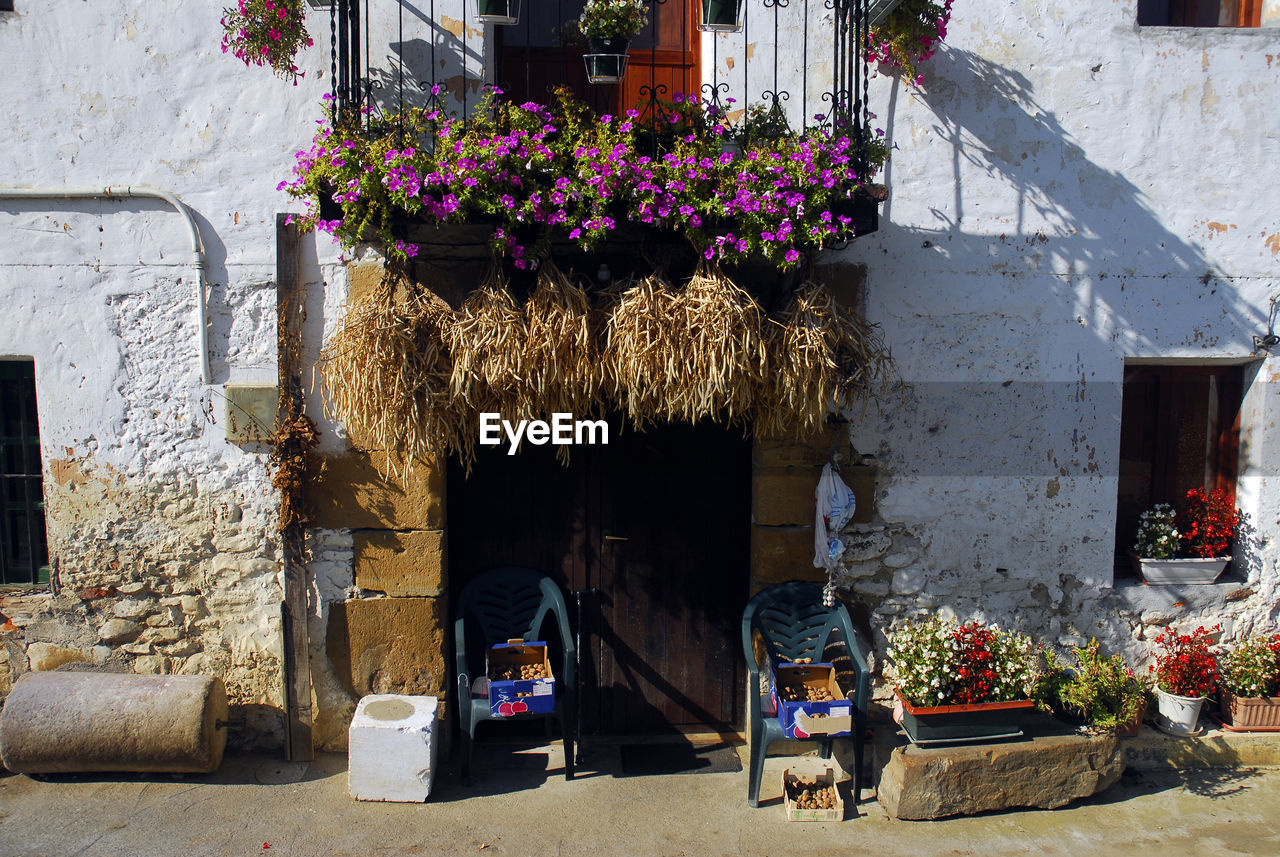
[758,280,894,438]
[317,267,456,476]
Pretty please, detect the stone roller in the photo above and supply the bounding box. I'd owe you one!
[0,671,228,774]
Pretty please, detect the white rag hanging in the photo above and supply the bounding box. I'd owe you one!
[813,462,857,569]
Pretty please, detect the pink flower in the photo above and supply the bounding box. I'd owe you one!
[269,28,281,40]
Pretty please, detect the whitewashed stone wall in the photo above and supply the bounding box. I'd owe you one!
[833,5,1280,669]
[0,2,367,743]
[2,0,1278,744]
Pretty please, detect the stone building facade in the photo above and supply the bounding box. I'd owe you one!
[1,0,1277,749]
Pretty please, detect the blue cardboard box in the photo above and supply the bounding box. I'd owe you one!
[770,663,853,739]
[486,640,556,718]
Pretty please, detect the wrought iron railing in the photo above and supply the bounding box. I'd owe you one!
[322,0,877,178]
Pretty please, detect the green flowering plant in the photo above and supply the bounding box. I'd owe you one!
[1134,488,1240,560]
[1177,487,1240,558]
[887,617,1035,707]
[1133,502,1178,559]
[221,0,313,84]
[1150,625,1219,698]
[1055,640,1146,731]
[1220,634,1280,698]
[577,0,649,40]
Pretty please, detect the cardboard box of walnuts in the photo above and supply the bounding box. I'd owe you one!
[770,663,853,739]
[782,762,845,822]
[486,640,555,717]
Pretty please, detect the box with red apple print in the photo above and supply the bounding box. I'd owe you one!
[486,640,556,718]
[770,663,853,739]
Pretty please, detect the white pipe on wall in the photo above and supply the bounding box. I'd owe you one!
[0,186,212,385]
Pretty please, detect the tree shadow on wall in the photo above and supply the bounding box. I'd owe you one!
[877,46,1268,349]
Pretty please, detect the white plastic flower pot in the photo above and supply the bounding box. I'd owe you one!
[1154,687,1206,736]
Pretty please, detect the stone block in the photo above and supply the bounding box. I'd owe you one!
[348,694,440,802]
[26,642,90,672]
[750,525,826,586]
[112,599,153,621]
[354,530,446,597]
[327,597,446,699]
[842,528,892,562]
[752,467,819,526]
[346,259,386,305]
[0,672,228,774]
[890,567,927,596]
[875,724,1123,820]
[98,619,142,643]
[752,462,875,527]
[753,429,845,468]
[307,453,446,531]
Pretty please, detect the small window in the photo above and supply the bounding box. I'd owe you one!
[1114,363,1243,572]
[1,360,49,586]
[0,2,13,12]
[1138,0,1262,26]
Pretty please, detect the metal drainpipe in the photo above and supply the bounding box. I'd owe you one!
[0,186,212,385]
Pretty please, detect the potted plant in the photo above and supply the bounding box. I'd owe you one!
[1053,640,1147,736]
[868,0,955,87]
[1149,625,1219,736]
[476,0,521,26]
[1131,487,1241,585]
[1218,633,1280,731]
[577,0,649,83]
[886,617,1036,744]
[220,0,314,84]
[699,0,744,32]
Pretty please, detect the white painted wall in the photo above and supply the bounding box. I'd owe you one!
[838,4,1280,660]
[2,0,1277,734]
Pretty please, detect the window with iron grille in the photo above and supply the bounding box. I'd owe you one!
[1,360,50,586]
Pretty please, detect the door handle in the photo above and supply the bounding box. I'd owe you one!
[602,532,628,553]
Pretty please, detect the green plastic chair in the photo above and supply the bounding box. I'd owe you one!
[741,581,869,807]
[454,567,576,781]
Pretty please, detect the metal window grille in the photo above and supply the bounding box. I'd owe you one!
[0,361,50,586]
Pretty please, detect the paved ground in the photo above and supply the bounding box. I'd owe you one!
[1,738,1278,857]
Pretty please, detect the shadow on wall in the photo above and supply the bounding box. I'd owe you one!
[367,0,486,117]
[878,46,1268,347]
[855,47,1271,484]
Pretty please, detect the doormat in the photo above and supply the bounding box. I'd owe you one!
[619,743,743,776]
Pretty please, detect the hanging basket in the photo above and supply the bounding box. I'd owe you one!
[584,40,630,84]
[699,0,744,32]
[476,0,520,25]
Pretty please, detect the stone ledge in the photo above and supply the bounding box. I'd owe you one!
[872,717,1124,820]
[1123,724,1280,771]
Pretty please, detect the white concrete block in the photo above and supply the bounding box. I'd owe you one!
[348,695,440,803]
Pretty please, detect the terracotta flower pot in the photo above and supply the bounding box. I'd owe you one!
[1220,691,1280,731]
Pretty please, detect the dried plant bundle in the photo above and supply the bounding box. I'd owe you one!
[446,266,529,419]
[317,268,456,474]
[522,260,600,419]
[758,280,893,438]
[673,262,767,424]
[603,273,684,427]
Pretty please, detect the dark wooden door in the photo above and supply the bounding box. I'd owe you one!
[448,418,749,736]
